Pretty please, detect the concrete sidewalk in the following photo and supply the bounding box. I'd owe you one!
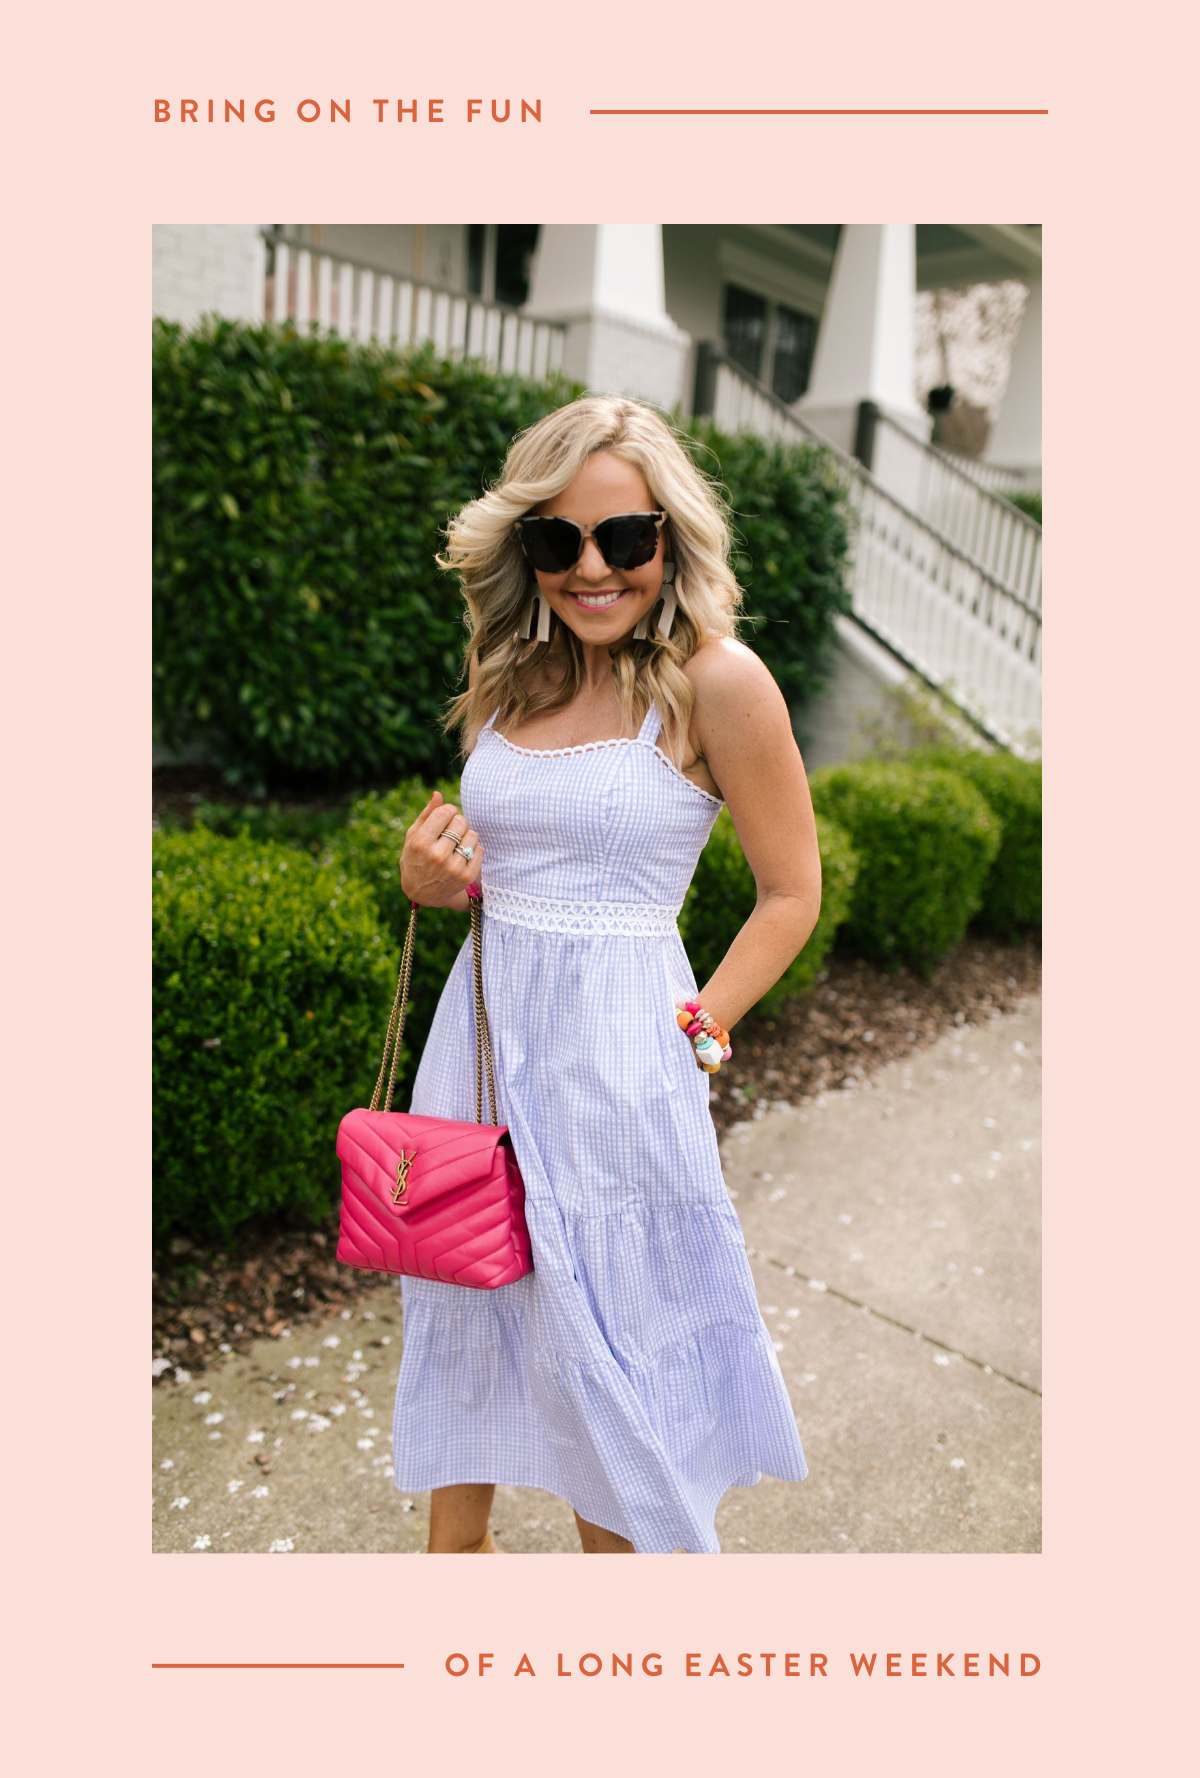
[152,995,1040,1555]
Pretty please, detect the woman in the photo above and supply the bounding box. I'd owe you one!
[393,394,822,1554]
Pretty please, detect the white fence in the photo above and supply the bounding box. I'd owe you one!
[938,450,1039,498]
[262,234,567,380]
[870,412,1041,615]
[704,353,1041,754]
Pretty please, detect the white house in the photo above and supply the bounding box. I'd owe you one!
[153,223,1042,762]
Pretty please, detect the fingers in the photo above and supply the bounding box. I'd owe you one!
[443,824,481,875]
[411,791,450,834]
[412,795,467,850]
[400,793,482,905]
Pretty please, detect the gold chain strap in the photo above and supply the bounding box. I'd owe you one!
[369,897,498,1126]
[469,897,499,1126]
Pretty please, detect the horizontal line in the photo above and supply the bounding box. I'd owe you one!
[748,1248,1042,1398]
[590,108,1048,116]
[152,1663,405,1670]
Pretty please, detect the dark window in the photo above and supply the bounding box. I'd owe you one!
[722,284,767,379]
[771,302,818,403]
[494,224,540,308]
[466,225,487,297]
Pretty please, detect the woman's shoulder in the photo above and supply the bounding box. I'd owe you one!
[684,634,777,705]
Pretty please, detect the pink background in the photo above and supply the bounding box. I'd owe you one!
[8,0,1191,1770]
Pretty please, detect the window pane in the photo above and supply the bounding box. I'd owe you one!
[466,225,486,297]
[771,303,818,403]
[722,284,767,379]
[495,224,540,308]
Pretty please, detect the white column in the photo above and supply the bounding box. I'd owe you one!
[798,223,930,456]
[152,224,267,326]
[986,276,1041,479]
[524,224,690,410]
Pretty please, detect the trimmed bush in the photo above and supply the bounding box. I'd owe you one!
[680,809,860,1014]
[809,762,1003,974]
[153,827,400,1242]
[1006,489,1042,525]
[153,319,580,790]
[324,777,471,1066]
[909,748,1042,935]
[156,798,352,857]
[685,421,854,715]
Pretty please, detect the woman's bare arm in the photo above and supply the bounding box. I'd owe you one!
[685,639,822,1034]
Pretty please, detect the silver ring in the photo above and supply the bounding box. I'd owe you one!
[458,843,475,861]
[438,824,465,844]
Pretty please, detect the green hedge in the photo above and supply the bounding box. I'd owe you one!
[324,778,471,1069]
[153,827,399,1242]
[153,320,580,791]
[679,809,860,1014]
[1006,489,1042,525]
[156,798,352,857]
[686,422,854,714]
[153,320,854,791]
[809,762,1003,974]
[908,748,1041,936]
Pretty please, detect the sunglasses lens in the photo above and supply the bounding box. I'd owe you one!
[519,517,582,573]
[594,514,661,570]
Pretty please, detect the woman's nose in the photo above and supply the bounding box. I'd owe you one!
[571,537,613,583]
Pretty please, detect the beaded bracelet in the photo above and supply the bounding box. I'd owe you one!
[675,998,733,1074]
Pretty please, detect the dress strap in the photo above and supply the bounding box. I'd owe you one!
[636,700,664,746]
[482,706,500,732]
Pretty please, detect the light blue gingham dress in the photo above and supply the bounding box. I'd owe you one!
[391,699,808,1552]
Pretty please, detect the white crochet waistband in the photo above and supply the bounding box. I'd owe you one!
[481,884,682,938]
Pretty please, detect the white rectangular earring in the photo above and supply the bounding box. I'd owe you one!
[634,561,675,641]
[536,591,552,643]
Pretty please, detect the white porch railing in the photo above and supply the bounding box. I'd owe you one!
[695,347,1041,755]
[938,451,1039,498]
[867,409,1042,615]
[262,232,567,380]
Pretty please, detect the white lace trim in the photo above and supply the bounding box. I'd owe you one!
[483,884,682,937]
[489,729,641,759]
[649,746,724,808]
[487,727,724,808]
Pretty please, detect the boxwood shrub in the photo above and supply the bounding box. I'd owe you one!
[908,748,1042,935]
[153,826,400,1242]
[1006,489,1042,525]
[685,421,855,715]
[809,761,1002,973]
[156,798,352,856]
[679,809,860,1014]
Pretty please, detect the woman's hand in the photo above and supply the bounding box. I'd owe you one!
[399,791,484,908]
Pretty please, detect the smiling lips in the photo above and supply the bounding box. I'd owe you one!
[570,591,626,610]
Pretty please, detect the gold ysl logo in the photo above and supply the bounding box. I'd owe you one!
[391,1149,416,1206]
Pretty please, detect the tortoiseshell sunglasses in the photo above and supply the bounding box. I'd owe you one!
[515,511,666,575]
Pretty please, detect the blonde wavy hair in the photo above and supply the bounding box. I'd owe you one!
[438,395,744,768]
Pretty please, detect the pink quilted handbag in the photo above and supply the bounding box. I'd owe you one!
[336,888,532,1289]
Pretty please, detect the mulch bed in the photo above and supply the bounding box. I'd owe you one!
[152,764,362,829]
[153,929,1040,1379]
